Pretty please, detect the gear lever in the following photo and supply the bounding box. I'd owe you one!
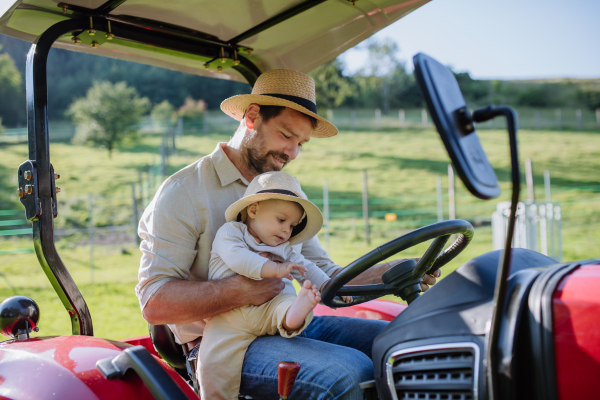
[278,361,301,399]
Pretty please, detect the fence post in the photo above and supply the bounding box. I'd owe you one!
[362,170,370,245]
[596,108,600,129]
[323,179,329,252]
[555,109,562,130]
[88,193,94,284]
[436,176,443,222]
[203,115,209,134]
[544,170,554,258]
[525,158,535,202]
[399,109,405,130]
[177,116,183,137]
[555,205,562,262]
[544,170,551,203]
[576,109,582,130]
[383,81,390,114]
[375,109,381,130]
[421,109,428,129]
[138,170,144,207]
[171,128,177,155]
[351,110,357,131]
[448,165,455,220]
[160,143,166,180]
[327,109,334,123]
[131,183,140,246]
[535,110,541,130]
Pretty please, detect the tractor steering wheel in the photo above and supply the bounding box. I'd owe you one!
[320,220,474,308]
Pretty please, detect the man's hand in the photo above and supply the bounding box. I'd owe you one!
[421,269,441,292]
[332,259,442,292]
[236,275,285,306]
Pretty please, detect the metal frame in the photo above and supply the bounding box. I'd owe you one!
[20,12,266,335]
[385,342,480,400]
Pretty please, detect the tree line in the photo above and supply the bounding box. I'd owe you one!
[1,34,599,129]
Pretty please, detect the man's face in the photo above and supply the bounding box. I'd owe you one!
[241,107,312,175]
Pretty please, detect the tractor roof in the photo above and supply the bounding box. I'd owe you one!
[0,0,429,84]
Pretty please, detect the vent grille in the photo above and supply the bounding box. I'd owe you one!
[386,344,478,400]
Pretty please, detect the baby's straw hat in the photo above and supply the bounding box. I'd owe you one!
[220,69,338,138]
[225,172,323,245]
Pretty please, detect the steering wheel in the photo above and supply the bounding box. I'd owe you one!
[321,220,474,308]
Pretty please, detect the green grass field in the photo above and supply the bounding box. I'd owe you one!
[0,127,598,340]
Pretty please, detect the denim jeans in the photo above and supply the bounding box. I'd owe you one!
[238,316,388,400]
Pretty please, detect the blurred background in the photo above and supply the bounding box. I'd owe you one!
[0,0,598,340]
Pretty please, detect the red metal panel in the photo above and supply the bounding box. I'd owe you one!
[120,335,160,358]
[0,335,198,399]
[313,299,406,321]
[553,264,600,400]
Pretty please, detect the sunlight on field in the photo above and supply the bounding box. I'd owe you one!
[0,127,598,340]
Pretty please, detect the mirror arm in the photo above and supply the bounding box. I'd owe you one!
[472,105,520,400]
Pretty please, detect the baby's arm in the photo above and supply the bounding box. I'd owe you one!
[213,223,271,280]
[214,223,307,280]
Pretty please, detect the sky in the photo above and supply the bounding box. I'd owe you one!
[342,0,600,80]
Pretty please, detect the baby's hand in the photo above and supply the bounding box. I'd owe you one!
[341,296,353,304]
[277,262,307,280]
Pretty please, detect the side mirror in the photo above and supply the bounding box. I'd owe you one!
[413,53,500,200]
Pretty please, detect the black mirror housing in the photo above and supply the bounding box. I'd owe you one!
[413,53,500,200]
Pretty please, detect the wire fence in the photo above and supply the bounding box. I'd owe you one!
[2,177,598,260]
[2,107,599,143]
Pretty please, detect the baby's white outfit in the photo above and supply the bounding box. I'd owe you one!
[199,221,330,400]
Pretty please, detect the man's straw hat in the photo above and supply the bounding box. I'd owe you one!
[221,69,338,138]
[225,171,323,245]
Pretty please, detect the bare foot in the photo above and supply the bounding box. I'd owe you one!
[284,281,321,331]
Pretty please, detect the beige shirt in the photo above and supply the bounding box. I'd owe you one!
[136,143,342,344]
[209,221,331,295]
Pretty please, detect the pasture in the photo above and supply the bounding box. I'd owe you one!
[0,126,598,340]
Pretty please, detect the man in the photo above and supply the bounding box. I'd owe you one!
[136,69,440,399]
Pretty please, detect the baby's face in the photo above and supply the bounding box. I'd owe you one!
[246,199,304,246]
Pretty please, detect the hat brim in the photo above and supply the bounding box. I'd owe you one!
[221,94,338,138]
[225,193,323,246]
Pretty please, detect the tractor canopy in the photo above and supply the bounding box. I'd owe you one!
[0,0,430,85]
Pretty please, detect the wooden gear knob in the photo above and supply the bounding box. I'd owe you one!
[277,361,301,399]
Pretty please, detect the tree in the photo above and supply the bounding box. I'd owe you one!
[177,97,207,120]
[68,81,150,158]
[151,100,175,124]
[309,58,355,110]
[0,45,24,127]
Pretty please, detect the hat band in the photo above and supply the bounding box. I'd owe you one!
[256,189,299,197]
[261,93,318,114]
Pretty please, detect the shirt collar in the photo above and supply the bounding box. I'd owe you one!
[211,143,250,187]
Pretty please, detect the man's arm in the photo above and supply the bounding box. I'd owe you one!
[330,261,441,291]
[137,179,283,326]
[299,236,439,290]
[142,275,284,325]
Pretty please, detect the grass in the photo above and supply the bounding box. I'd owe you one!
[0,127,598,341]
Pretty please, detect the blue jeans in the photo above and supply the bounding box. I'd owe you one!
[239,316,388,399]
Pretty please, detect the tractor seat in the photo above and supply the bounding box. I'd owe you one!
[148,324,187,370]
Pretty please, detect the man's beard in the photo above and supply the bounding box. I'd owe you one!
[242,129,289,175]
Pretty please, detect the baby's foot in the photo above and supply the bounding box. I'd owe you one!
[284,280,321,331]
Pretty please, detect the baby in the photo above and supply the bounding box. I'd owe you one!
[198,171,350,400]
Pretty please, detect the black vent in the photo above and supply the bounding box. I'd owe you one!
[390,349,475,400]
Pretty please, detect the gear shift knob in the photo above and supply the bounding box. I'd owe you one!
[278,361,301,399]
